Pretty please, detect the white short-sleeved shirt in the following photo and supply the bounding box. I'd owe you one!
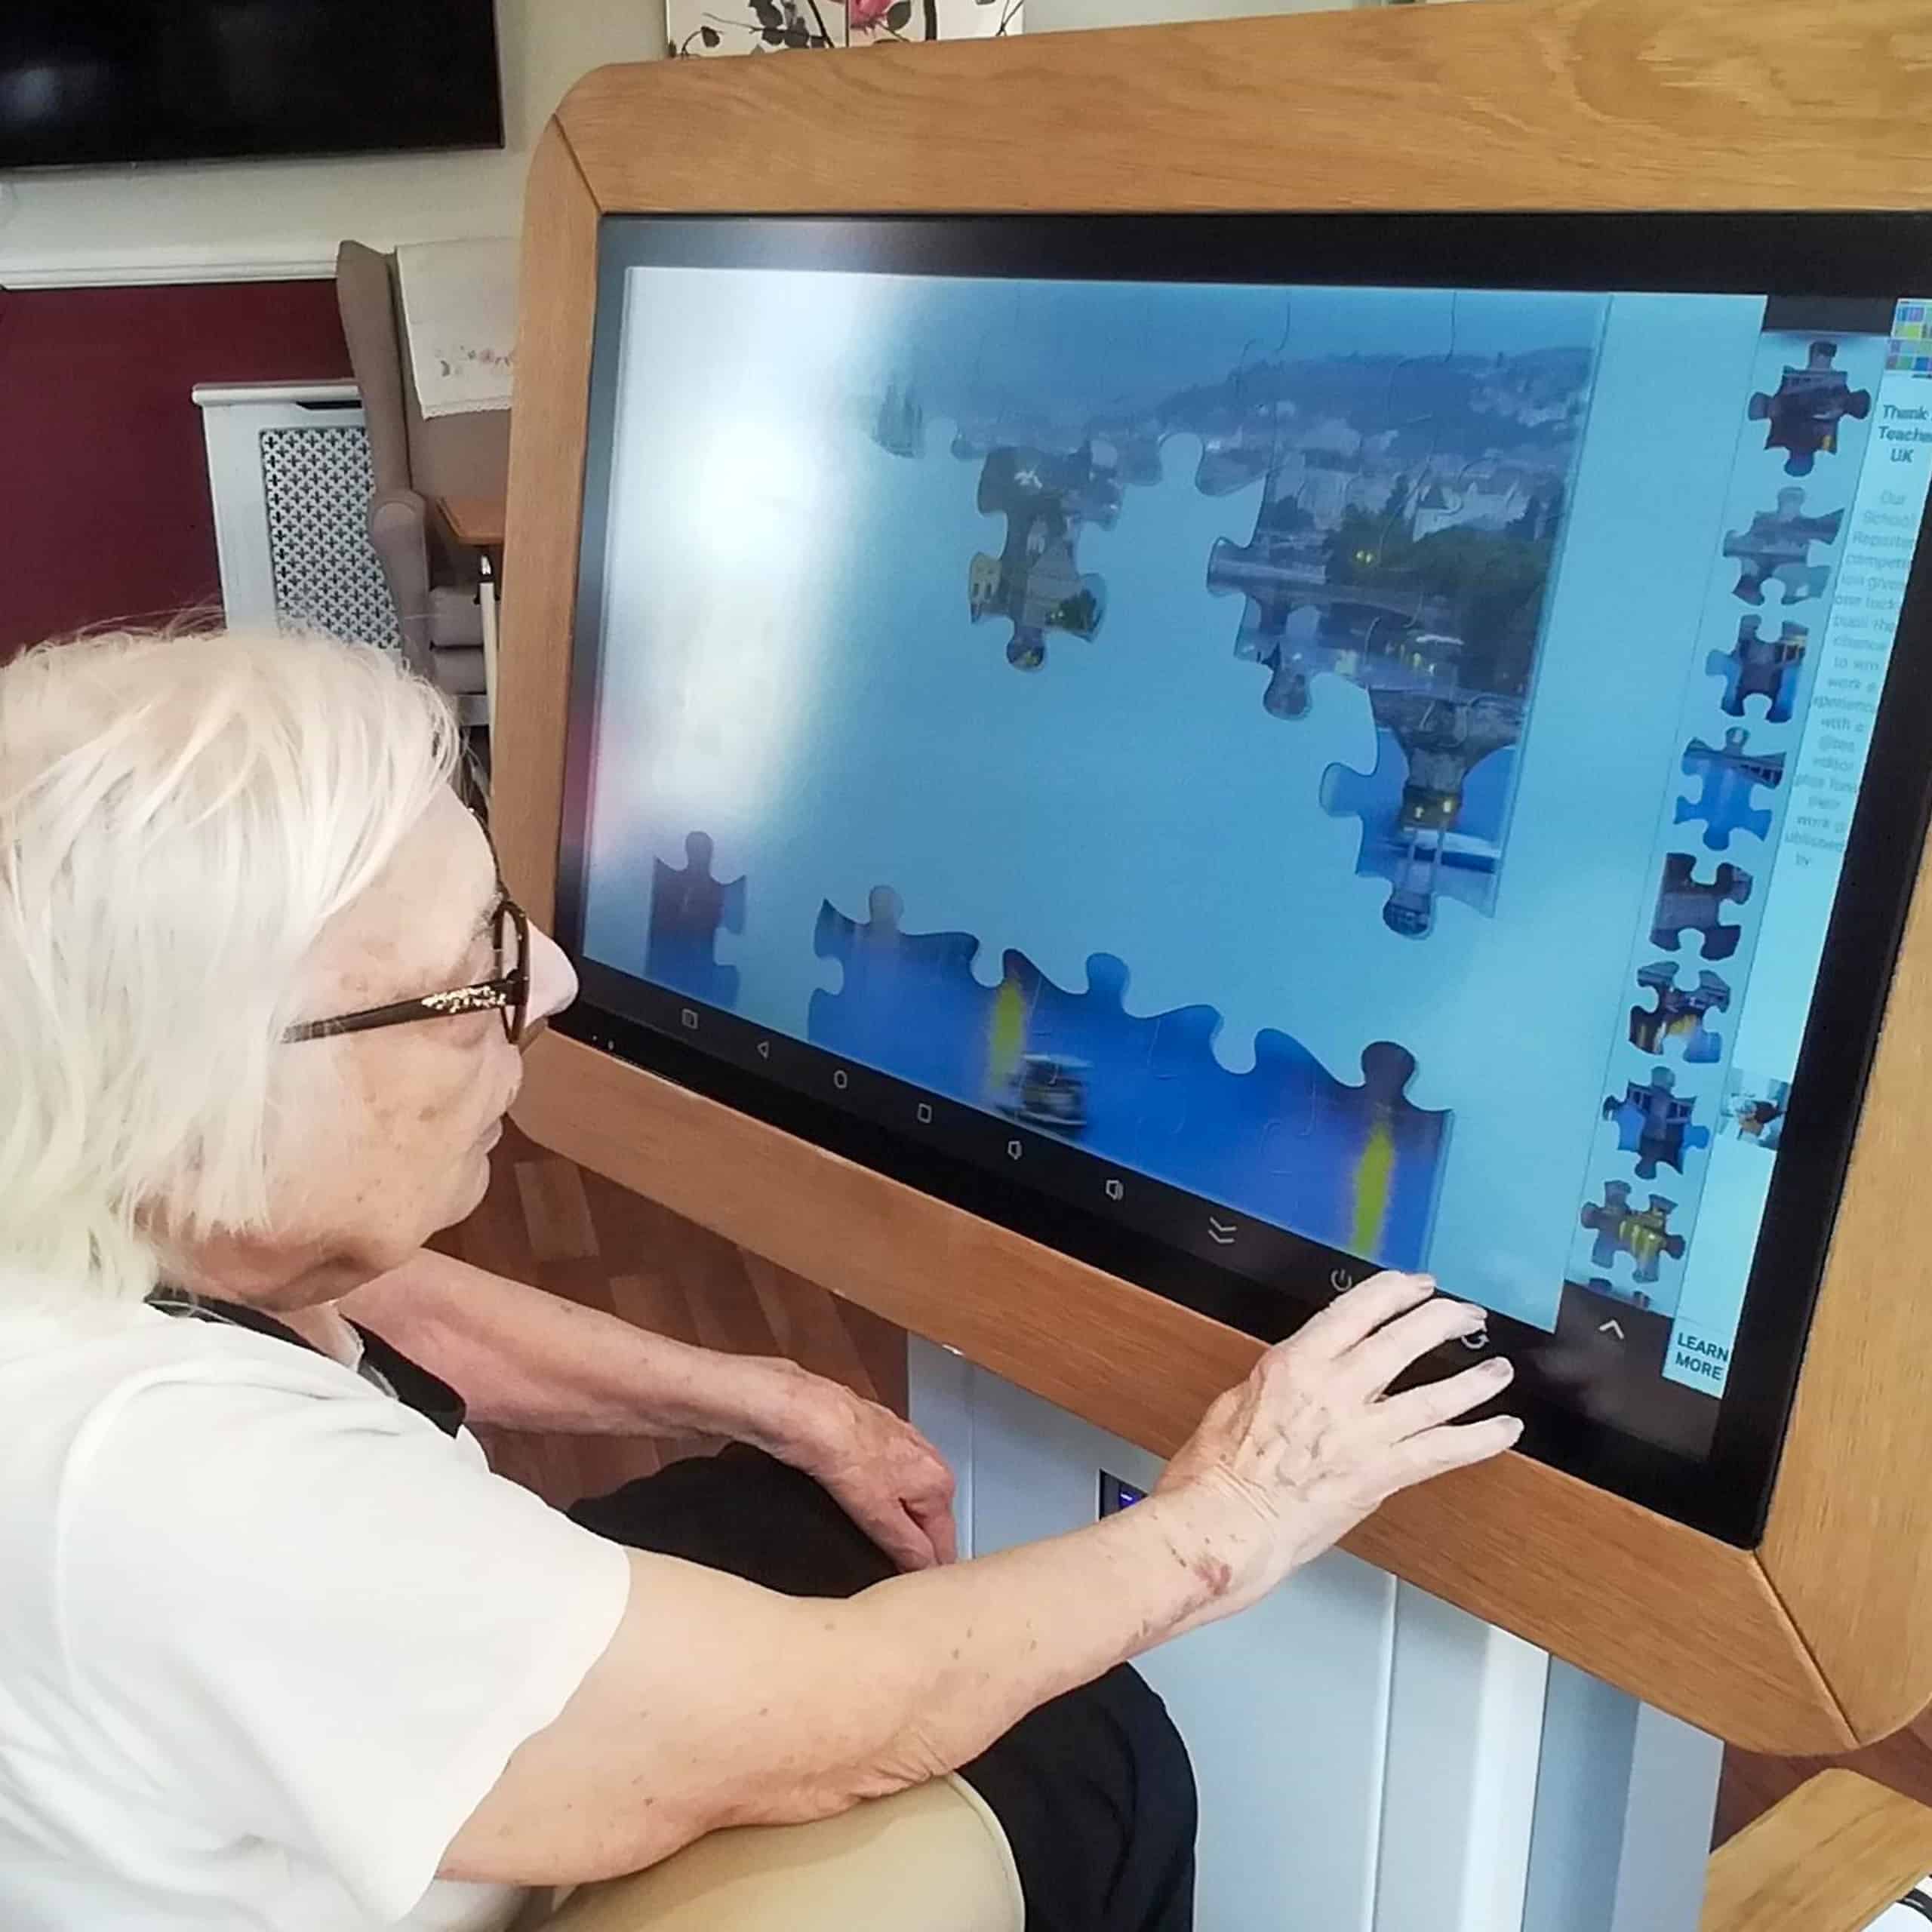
[0,1289,633,1932]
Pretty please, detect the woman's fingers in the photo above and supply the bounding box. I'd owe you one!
[1154,1271,1522,1614]
[1337,1293,1489,1401]
[1287,1270,1435,1363]
[906,1490,959,1566]
[870,1503,946,1572]
[1376,1357,1514,1441]
[1383,1413,1524,1485]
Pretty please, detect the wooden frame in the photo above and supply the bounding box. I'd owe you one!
[497,0,1932,1754]
[1700,1771,1932,1932]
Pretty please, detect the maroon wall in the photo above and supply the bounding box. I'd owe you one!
[0,279,352,657]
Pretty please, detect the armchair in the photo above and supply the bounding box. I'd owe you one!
[334,240,508,724]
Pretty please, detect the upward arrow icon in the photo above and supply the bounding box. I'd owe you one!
[1598,1319,1626,1341]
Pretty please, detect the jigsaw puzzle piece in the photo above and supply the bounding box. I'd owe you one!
[1629,961,1730,1064]
[1319,694,1518,937]
[1321,737,1402,855]
[1651,854,1753,961]
[968,445,1119,671]
[1244,1032,1366,1252]
[1771,561,1832,605]
[973,949,1178,1149]
[1015,952,1142,1070]
[1255,1038,1331,1180]
[810,885,992,1096]
[1081,951,1131,1017]
[1204,505,1322,716]
[814,885,980,1002]
[1199,373,1358,721]
[998,953,1137,1140]
[1674,728,1785,851]
[1188,294,1299,500]
[1747,341,1872,478]
[1580,1180,1687,1285]
[1239,1036,1448,1269]
[1327,1041,1450,1266]
[1722,487,1843,606]
[1120,1004,1222,1177]
[869,376,928,460]
[646,830,746,1010]
[1706,615,1807,724]
[1192,423,1280,500]
[1204,467,1455,727]
[1095,426,1165,490]
[1601,1066,1711,1180]
[1724,1075,1791,1151]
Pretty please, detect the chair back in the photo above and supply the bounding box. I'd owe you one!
[334,241,510,505]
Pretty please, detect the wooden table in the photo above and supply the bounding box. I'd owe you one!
[1702,1771,1932,1932]
[438,494,506,551]
[435,495,507,731]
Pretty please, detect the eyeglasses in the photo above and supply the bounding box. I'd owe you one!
[283,891,531,1046]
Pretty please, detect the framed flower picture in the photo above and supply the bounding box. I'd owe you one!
[669,0,842,56]
[846,0,1020,42]
[667,0,1017,57]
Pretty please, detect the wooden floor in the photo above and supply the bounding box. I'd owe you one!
[454,1122,1932,1850]
[437,1121,906,1509]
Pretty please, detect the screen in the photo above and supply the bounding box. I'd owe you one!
[558,215,1932,1542]
[0,3,502,170]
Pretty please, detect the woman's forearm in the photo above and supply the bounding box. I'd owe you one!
[450,1485,1257,1882]
[829,1486,1254,1794]
[449,1277,1515,1886]
[340,1249,811,1446]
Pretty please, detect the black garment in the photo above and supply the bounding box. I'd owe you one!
[571,1446,1198,1932]
[150,1291,1198,1927]
[146,1288,469,1437]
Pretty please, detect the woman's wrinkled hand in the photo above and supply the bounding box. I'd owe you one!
[1155,1271,1520,1620]
[774,1374,959,1571]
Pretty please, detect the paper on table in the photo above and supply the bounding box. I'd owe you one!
[395,238,517,419]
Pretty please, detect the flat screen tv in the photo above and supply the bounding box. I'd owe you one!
[0,2,503,171]
[555,211,1932,1544]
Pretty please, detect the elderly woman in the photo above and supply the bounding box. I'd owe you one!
[0,628,1519,1932]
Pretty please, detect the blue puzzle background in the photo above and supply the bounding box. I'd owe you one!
[576,268,1783,1327]
[1675,730,1786,851]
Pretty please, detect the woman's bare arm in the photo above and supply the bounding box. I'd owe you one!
[445,1497,1232,1884]
[340,1249,806,1441]
[340,1248,959,1569]
[440,1273,1518,1886]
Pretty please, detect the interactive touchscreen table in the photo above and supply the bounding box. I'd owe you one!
[495,0,1932,1752]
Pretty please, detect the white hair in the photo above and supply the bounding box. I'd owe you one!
[0,627,458,1313]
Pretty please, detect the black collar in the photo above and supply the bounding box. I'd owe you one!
[146,1288,469,1440]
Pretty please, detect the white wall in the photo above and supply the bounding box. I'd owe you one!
[0,2,666,288]
[1026,0,1374,34]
